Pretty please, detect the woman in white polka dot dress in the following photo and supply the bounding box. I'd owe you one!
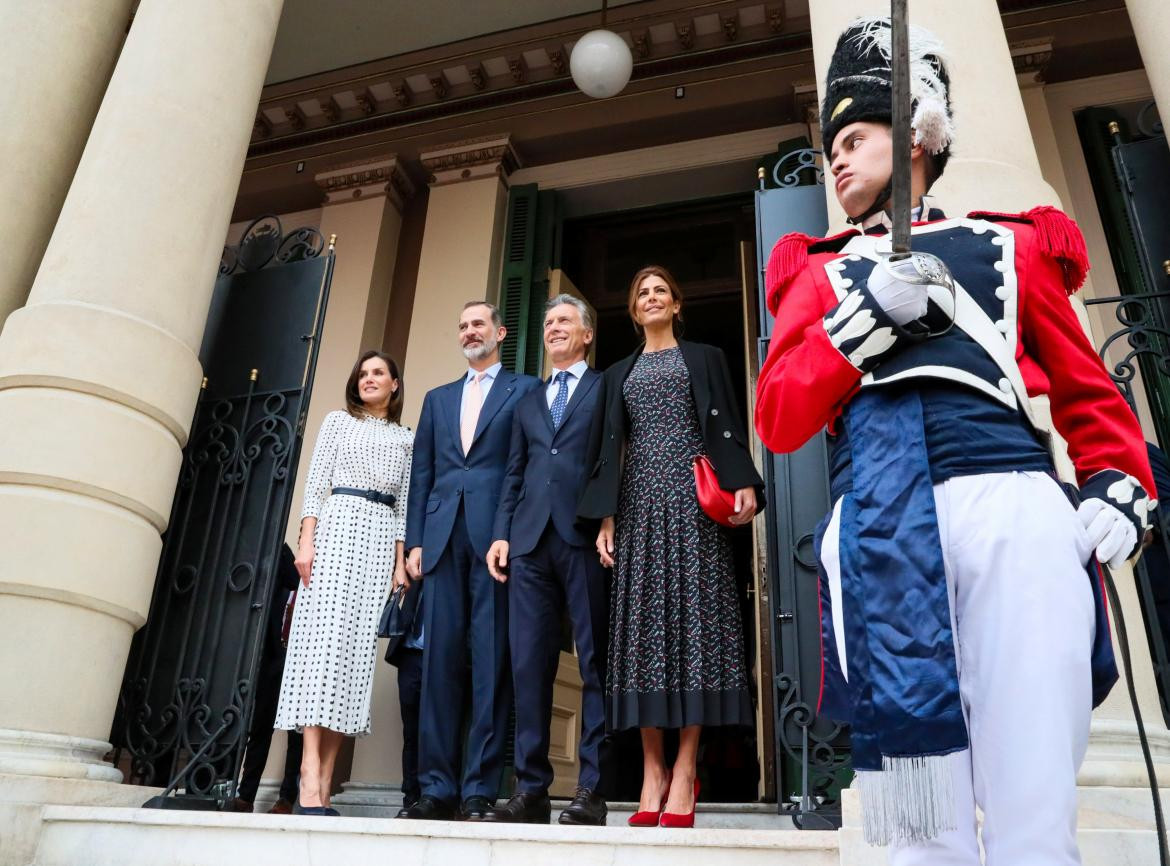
[275,350,413,815]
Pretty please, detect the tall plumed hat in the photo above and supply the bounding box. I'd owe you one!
[820,17,954,170]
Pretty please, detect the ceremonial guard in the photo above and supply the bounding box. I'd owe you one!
[754,18,1157,865]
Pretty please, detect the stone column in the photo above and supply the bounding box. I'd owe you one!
[0,0,285,788]
[808,0,1061,229]
[0,0,133,330]
[1125,0,1170,127]
[400,135,518,426]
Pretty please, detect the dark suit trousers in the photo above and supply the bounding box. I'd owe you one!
[419,505,511,802]
[396,647,424,805]
[510,522,608,794]
[238,649,302,804]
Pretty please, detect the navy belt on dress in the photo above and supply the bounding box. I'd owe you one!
[331,487,396,508]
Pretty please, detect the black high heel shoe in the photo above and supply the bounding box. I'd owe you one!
[292,801,340,817]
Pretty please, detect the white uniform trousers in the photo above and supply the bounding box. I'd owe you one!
[822,471,1098,865]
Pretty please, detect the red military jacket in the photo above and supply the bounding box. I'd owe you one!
[754,206,1156,499]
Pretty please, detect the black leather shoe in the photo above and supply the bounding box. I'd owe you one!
[404,795,456,821]
[459,795,495,821]
[484,792,552,824]
[558,787,607,826]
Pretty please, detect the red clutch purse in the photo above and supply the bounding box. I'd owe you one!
[694,454,737,527]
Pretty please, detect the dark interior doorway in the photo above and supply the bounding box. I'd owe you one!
[561,194,762,803]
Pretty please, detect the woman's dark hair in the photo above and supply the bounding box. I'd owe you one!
[626,265,684,336]
[345,350,403,424]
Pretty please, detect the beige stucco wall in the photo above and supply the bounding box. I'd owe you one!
[400,175,510,427]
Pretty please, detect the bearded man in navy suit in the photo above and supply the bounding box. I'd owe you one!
[484,294,609,826]
[403,301,541,821]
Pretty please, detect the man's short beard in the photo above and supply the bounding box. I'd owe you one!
[462,334,498,362]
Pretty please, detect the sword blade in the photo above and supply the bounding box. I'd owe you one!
[891,0,912,255]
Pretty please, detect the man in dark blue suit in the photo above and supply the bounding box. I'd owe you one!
[484,294,609,826]
[403,300,541,821]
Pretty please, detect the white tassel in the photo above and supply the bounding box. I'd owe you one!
[845,17,955,153]
[856,755,957,847]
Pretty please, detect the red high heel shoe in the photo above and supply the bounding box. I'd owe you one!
[659,778,700,828]
[628,773,672,827]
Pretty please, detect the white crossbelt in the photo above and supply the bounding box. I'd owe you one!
[839,234,1044,438]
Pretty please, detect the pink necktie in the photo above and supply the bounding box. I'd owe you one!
[461,372,485,455]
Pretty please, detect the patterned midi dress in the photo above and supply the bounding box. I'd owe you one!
[275,410,413,736]
[608,346,752,731]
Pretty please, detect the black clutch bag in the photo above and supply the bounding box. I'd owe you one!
[377,584,408,639]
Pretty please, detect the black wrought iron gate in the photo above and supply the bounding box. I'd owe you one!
[753,150,852,825]
[1082,108,1170,728]
[112,217,333,805]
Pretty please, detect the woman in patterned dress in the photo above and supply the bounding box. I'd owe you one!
[578,266,764,827]
[275,350,413,815]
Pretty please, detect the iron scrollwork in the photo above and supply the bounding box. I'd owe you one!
[1087,289,1170,727]
[220,215,326,276]
[1086,291,1170,413]
[772,148,825,189]
[116,383,302,798]
[1136,99,1164,139]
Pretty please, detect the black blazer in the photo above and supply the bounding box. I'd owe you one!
[493,367,602,557]
[577,340,765,520]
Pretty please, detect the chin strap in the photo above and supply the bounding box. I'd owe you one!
[847,177,894,227]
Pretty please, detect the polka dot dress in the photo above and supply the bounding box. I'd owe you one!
[275,410,413,737]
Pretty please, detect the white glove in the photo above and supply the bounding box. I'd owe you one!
[867,259,929,326]
[1076,497,1138,570]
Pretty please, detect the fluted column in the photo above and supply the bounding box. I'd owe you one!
[0,0,133,330]
[0,0,285,783]
[1124,0,1170,130]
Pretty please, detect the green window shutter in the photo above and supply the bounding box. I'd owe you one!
[499,185,562,376]
[523,190,562,375]
[499,184,538,373]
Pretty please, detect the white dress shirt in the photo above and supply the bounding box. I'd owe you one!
[545,359,589,408]
[461,361,503,425]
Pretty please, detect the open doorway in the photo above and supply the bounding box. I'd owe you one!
[560,194,762,803]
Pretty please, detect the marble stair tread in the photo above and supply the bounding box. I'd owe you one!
[321,788,804,828]
[34,805,840,866]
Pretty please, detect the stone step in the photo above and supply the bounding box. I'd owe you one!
[33,806,841,866]
[322,785,802,829]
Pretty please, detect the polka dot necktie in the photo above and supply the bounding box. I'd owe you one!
[550,370,571,428]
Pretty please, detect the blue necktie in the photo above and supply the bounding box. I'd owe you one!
[550,370,570,428]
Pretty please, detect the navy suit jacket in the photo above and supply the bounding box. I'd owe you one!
[492,367,602,557]
[406,368,542,573]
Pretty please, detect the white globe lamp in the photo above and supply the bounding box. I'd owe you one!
[570,29,633,99]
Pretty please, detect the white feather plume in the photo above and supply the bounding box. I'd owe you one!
[845,17,954,154]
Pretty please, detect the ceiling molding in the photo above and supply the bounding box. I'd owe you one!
[419,134,521,185]
[315,155,417,210]
[250,1,807,158]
